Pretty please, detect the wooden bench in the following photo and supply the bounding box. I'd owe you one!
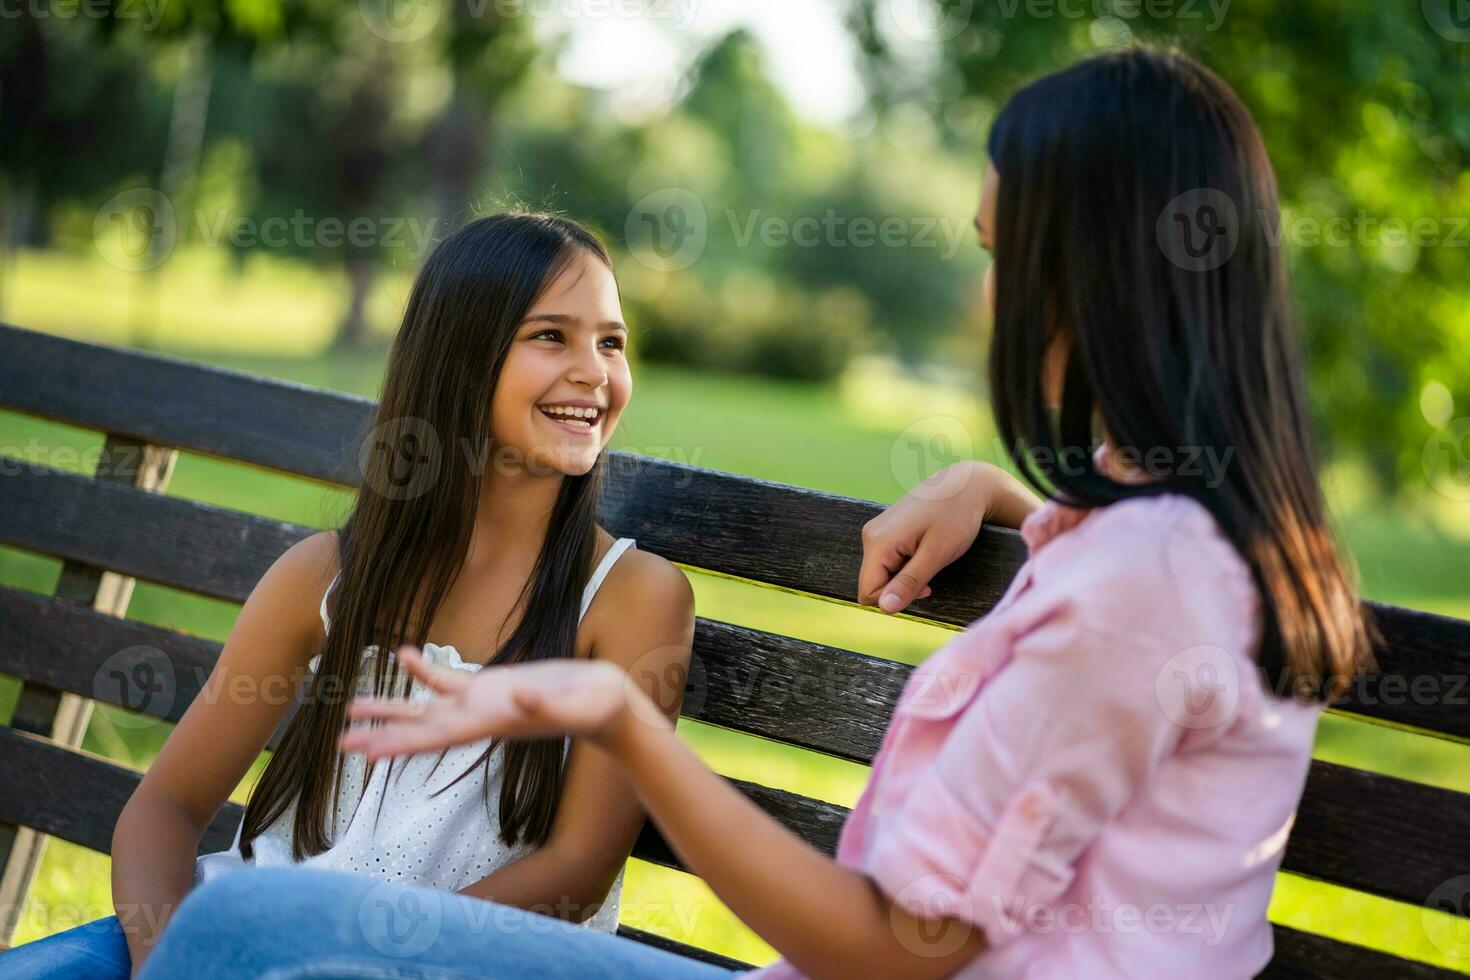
[1,321,1467,976]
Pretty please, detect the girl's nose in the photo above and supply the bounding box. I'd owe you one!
[565,343,608,388]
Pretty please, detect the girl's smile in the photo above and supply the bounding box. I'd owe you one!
[536,400,606,435]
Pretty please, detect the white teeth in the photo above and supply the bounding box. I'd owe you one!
[540,405,600,426]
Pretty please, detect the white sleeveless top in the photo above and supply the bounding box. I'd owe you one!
[195,537,638,933]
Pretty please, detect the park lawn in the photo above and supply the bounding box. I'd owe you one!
[2,248,1468,968]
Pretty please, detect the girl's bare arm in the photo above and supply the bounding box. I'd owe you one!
[111,531,336,974]
[598,710,987,979]
[345,653,987,980]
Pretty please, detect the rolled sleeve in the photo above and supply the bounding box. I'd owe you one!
[869,580,1243,950]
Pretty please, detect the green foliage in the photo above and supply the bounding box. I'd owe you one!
[626,267,871,381]
[849,0,1470,486]
[2,5,1464,481]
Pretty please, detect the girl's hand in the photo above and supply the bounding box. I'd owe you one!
[339,646,658,762]
[859,460,1041,614]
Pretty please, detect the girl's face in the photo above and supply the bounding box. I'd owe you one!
[489,249,631,477]
[976,163,1070,411]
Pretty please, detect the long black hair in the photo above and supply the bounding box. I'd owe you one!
[241,212,616,860]
[986,48,1374,701]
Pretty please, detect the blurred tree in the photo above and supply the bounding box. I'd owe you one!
[431,2,537,228]
[0,18,165,312]
[0,0,339,340]
[846,0,1470,485]
[246,6,537,347]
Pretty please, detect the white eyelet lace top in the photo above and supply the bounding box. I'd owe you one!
[195,537,639,934]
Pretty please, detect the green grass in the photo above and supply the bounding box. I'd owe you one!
[2,247,1469,969]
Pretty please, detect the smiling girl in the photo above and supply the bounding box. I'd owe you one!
[0,213,692,979]
[134,49,1372,980]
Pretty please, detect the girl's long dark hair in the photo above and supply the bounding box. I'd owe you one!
[986,49,1374,701]
[241,212,615,860]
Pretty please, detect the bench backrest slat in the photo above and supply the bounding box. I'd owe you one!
[0,583,907,764]
[3,677,1470,924]
[6,459,1468,745]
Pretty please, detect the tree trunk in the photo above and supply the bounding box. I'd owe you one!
[131,30,213,350]
[430,72,487,233]
[0,178,37,320]
[335,257,377,349]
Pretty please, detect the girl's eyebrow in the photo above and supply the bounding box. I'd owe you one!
[520,313,628,332]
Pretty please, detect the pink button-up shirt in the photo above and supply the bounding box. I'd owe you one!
[747,489,1322,979]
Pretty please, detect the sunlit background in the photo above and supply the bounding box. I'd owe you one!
[1,0,1468,969]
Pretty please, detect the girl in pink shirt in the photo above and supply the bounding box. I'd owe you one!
[140,48,1374,980]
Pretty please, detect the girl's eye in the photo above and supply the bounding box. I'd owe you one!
[532,329,562,342]
[600,335,626,350]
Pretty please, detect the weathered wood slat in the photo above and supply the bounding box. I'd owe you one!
[0,726,841,877]
[5,463,1469,747]
[0,462,304,605]
[4,633,1470,919]
[0,434,176,947]
[599,453,1028,627]
[1261,925,1462,979]
[0,586,302,752]
[632,780,846,872]
[614,926,753,972]
[0,728,241,856]
[10,325,1470,660]
[1344,603,1470,744]
[1287,761,1470,913]
[0,585,903,763]
[613,924,1470,980]
[685,618,908,762]
[0,322,371,487]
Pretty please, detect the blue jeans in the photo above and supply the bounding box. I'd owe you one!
[0,915,131,979]
[134,866,746,979]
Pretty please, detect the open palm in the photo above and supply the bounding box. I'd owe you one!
[338,645,632,761]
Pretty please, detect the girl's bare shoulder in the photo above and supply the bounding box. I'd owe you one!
[246,529,342,649]
[604,545,691,607]
[582,539,694,652]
